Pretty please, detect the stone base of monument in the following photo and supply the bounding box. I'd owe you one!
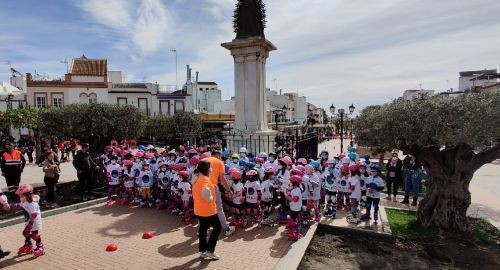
[224,129,278,155]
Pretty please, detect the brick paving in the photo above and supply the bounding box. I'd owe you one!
[0,204,292,270]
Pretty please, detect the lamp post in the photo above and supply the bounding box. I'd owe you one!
[330,103,355,153]
[170,49,178,90]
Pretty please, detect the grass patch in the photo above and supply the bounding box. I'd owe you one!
[385,208,435,241]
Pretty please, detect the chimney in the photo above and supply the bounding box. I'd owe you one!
[196,71,199,83]
[186,65,191,83]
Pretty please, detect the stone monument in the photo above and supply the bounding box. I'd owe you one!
[221,0,277,153]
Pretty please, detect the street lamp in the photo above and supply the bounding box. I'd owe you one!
[330,103,355,153]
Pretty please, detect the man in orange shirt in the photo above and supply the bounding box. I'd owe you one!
[1,141,26,195]
[202,149,235,236]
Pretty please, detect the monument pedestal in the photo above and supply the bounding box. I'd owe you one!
[224,129,277,155]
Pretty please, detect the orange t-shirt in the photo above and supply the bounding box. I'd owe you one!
[202,156,225,186]
[192,174,217,217]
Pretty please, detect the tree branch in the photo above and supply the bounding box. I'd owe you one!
[472,143,500,171]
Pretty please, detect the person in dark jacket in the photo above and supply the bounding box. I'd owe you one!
[1,141,26,195]
[384,152,403,201]
[72,143,98,201]
[401,154,420,206]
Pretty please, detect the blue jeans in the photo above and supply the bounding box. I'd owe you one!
[404,170,420,198]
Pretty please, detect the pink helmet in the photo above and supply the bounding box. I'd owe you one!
[290,175,302,185]
[339,153,346,159]
[144,153,154,159]
[121,150,130,157]
[304,164,314,175]
[297,158,307,165]
[349,164,359,172]
[200,152,211,159]
[16,183,34,195]
[179,171,190,179]
[158,161,167,168]
[280,156,293,166]
[264,166,276,174]
[190,157,200,166]
[230,170,242,179]
[295,164,305,172]
[188,149,198,154]
[178,145,185,152]
[291,168,304,177]
[114,148,122,155]
[255,157,264,164]
[135,151,144,158]
[246,169,258,176]
[341,165,349,173]
[123,160,133,167]
[176,163,186,171]
[358,161,367,168]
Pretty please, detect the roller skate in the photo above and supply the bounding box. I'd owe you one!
[33,245,44,258]
[182,213,192,224]
[229,216,248,228]
[114,197,122,205]
[17,244,33,255]
[260,217,275,227]
[287,228,302,241]
[285,219,297,230]
[276,212,288,224]
[171,208,180,215]
[373,212,379,224]
[323,209,332,217]
[105,199,113,206]
[331,208,337,219]
[314,214,321,222]
[346,215,360,224]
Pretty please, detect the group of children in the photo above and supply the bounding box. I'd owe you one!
[0,144,386,259]
[100,144,386,241]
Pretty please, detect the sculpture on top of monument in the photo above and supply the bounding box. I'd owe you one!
[233,0,266,39]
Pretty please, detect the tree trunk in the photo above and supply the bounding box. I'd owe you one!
[416,171,472,231]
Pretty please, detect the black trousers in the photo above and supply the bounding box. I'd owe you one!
[44,176,57,203]
[385,177,401,196]
[77,171,93,196]
[27,151,34,163]
[5,174,21,192]
[198,214,221,253]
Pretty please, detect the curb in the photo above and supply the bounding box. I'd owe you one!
[317,223,394,243]
[0,197,107,229]
[274,223,319,270]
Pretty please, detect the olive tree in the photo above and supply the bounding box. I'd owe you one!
[354,92,500,231]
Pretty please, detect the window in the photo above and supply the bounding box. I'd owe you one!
[199,88,203,91]
[89,93,97,103]
[35,94,46,108]
[174,100,184,113]
[53,97,62,108]
[79,93,88,103]
[206,88,209,90]
[117,97,127,106]
[138,98,149,115]
[159,101,170,115]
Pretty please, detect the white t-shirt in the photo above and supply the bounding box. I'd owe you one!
[244,180,261,203]
[138,170,154,188]
[276,170,290,193]
[322,168,337,192]
[301,175,310,200]
[157,170,170,189]
[171,172,180,195]
[20,201,42,231]
[177,181,192,201]
[338,176,349,193]
[366,176,385,199]
[122,168,135,188]
[349,176,362,199]
[359,174,368,191]
[260,179,273,202]
[289,187,303,212]
[106,164,121,185]
[310,172,322,200]
[232,181,244,205]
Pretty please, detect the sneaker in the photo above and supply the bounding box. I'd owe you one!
[0,249,11,259]
[200,251,210,258]
[384,195,392,200]
[224,225,236,236]
[206,251,220,260]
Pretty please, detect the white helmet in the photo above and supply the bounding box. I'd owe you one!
[341,157,351,164]
[327,158,336,164]
[239,147,248,153]
[258,152,268,158]
[147,145,154,150]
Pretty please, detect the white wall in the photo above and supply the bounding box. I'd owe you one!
[71,76,105,83]
[108,71,123,84]
[213,99,235,114]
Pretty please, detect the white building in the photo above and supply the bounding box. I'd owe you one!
[183,65,222,113]
[0,81,27,111]
[402,89,435,100]
[459,69,499,92]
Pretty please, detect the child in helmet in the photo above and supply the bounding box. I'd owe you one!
[361,165,385,224]
[155,162,170,209]
[286,175,303,240]
[229,170,246,227]
[308,161,322,222]
[228,153,240,171]
[358,162,369,208]
[347,165,362,224]
[264,152,278,172]
[177,171,192,222]
[276,157,292,222]
[139,161,154,207]
[1,184,45,258]
[244,169,262,223]
[170,164,185,214]
[261,166,278,224]
[301,165,312,222]
[121,159,136,206]
[337,166,350,209]
[322,158,338,217]
[319,149,329,171]
[105,156,122,205]
[254,158,265,180]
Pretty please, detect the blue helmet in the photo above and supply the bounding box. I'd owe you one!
[309,160,321,170]
[348,152,357,160]
[224,164,230,174]
[245,162,256,169]
[368,182,379,189]
[370,164,381,172]
[320,149,329,155]
[221,150,229,158]
[363,154,370,159]
[138,145,145,151]
[238,160,247,166]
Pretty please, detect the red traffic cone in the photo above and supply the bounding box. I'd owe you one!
[142,231,153,239]
[106,244,118,252]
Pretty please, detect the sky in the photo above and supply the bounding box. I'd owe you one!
[1,0,499,112]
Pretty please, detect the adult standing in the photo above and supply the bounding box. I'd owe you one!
[401,154,420,206]
[73,143,98,201]
[384,152,403,201]
[70,138,78,160]
[42,151,60,208]
[192,160,221,260]
[26,136,35,164]
[0,141,26,196]
[202,149,236,236]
